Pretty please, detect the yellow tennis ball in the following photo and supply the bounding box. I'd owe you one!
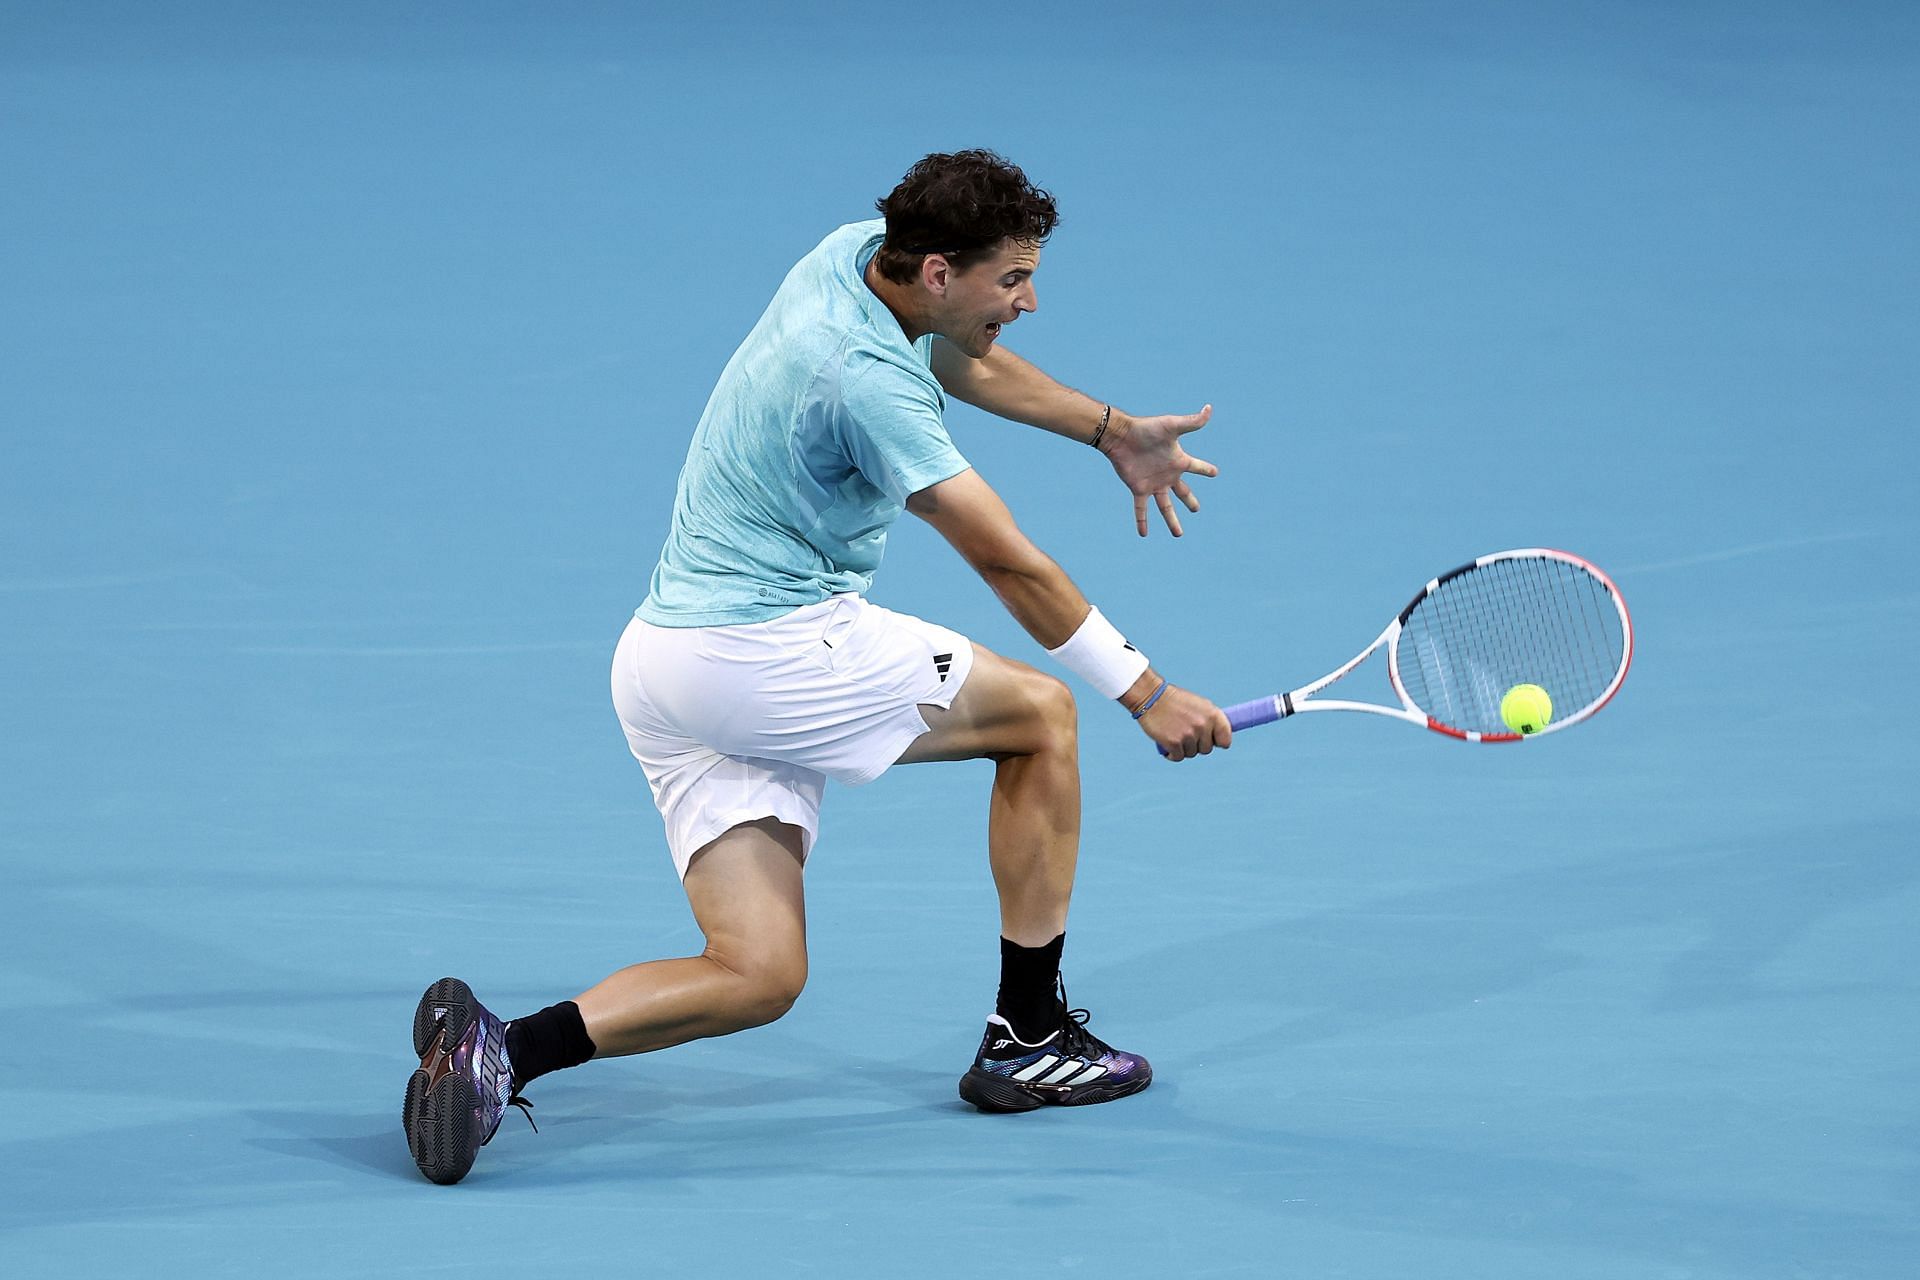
[1500,683,1553,734]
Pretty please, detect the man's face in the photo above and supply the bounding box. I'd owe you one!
[935,238,1040,357]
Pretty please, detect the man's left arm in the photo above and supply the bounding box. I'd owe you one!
[931,339,1220,538]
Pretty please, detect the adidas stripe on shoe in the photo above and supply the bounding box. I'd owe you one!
[959,1006,1151,1113]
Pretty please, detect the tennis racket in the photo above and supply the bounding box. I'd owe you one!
[1220,548,1632,744]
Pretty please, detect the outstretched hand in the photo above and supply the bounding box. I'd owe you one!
[1102,405,1219,537]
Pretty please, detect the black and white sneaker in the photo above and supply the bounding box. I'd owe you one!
[959,1002,1152,1113]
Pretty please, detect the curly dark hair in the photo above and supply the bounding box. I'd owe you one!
[871,150,1059,284]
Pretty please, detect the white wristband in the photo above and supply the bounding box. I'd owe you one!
[1046,606,1150,700]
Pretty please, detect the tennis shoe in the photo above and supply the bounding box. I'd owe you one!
[403,977,533,1185]
[959,996,1151,1113]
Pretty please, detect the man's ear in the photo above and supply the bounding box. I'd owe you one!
[919,253,952,297]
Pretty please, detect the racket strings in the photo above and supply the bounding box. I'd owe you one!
[1395,556,1625,735]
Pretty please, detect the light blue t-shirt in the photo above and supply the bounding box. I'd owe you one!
[638,220,971,627]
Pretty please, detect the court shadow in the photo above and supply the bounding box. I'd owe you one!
[246,1110,420,1181]
[241,1054,984,1193]
[1114,817,1920,1049]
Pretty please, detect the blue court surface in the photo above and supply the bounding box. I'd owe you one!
[5,3,1916,1276]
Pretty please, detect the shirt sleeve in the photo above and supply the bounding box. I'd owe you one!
[837,354,971,505]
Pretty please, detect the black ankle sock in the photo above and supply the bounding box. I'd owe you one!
[997,933,1065,1043]
[504,1000,596,1091]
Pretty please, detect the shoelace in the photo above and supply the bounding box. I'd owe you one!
[1052,976,1114,1060]
[1057,1006,1115,1060]
[507,1094,538,1133]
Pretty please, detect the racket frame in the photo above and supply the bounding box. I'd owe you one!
[1228,548,1633,744]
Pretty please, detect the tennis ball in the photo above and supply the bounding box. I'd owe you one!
[1500,683,1553,734]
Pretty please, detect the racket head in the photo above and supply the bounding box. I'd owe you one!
[1386,548,1632,742]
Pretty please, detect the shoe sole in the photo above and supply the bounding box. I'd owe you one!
[413,977,477,1058]
[405,978,483,1185]
[958,1062,1153,1113]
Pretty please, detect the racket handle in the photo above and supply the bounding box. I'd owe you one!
[1155,695,1288,756]
[1226,696,1288,729]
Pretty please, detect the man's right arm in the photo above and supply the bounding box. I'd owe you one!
[904,467,1087,647]
[906,468,1230,760]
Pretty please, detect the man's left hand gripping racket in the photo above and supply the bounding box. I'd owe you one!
[1220,548,1632,744]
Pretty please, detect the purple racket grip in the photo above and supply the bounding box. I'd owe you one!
[1156,695,1285,755]
[1226,696,1285,730]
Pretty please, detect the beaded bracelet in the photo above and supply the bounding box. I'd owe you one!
[1129,678,1170,720]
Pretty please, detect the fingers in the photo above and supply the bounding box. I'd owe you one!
[1175,406,1219,478]
[1149,481,1198,535]
[1135,484,1198,535]
[1161,728,1216,761]
[1127,406,1215,533]
[1156,490,1183,537]
[1152,698,1233,762]
[1174,404,1213,435]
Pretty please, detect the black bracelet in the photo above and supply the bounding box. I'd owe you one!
[1089,404,1112,451]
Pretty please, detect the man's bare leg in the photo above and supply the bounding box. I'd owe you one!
[572,816,809,1057]
[900,644,1151,1110]
[897,645,1081,946]
[404,817,809,1183]
[572,648,1070,1065]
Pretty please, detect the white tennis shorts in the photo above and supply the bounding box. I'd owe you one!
[611,594,975,878]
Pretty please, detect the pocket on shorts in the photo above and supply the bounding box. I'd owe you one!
[814,598,944,704]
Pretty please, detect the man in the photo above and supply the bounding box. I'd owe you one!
[403,150,1230,1185]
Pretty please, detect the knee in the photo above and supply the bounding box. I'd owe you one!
[1026,670,1078,757]
[745,963,807,1026]
[711,947,808,1029]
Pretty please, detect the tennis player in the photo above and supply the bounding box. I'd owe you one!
[404,150,1229,1184]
